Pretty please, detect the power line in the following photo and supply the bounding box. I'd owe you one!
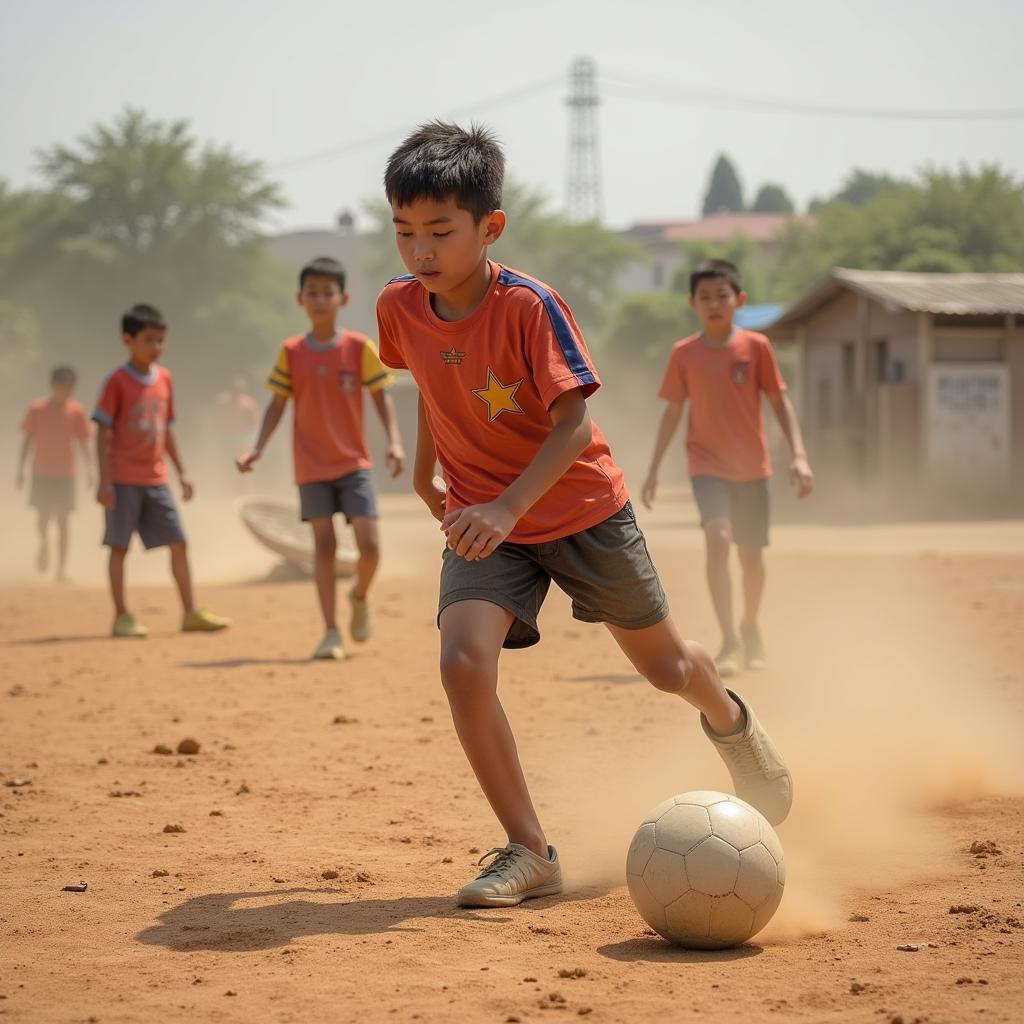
[602,67,1024,122]
[267,76,562,173]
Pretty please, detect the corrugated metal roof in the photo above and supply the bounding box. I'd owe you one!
[771,269,1024,330]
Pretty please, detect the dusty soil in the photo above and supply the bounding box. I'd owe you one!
[2,494,1023,1023]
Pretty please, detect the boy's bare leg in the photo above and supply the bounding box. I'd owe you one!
[108,546,128,616]
[55,513,70,582]
[703,518,736,644]
[349,516,380,600]
[439,600,547,857]
[737,545,765,631]
[310,517,338,630]
[168,542,196,614]
[36,512,50,572]
[605,616,742,735]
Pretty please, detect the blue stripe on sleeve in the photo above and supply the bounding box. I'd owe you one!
[388,273,417,284]
[497,268,596,386]
[92,409,113,426]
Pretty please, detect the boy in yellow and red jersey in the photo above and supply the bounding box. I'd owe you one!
[238,257,405,660]
[377,122,793,909]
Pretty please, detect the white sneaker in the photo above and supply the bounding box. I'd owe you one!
[702,690,793,825]
[313,628,344,661]
[456,843,563,908]
[349,587,372,643]
[714,638,742,678]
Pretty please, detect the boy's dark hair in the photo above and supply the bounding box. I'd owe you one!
[51,365,77,386]
[299,256,346,292]
[689,259,743,296]
[121,303,166,336]
[384,121,504,223]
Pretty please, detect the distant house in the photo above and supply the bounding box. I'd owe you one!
[618,212,798,292]
[769,269,1024,487]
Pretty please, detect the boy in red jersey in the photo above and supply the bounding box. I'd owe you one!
[237,257,405,660]
[93,304,230,637]
[377,122,793,908]
[642,259,814,676]
[17,366,93,583]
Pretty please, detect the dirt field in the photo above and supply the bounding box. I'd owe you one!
[2,492,1023,1023]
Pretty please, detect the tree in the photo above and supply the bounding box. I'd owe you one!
[750,183,795,214]
[2,109,294,405]
[830,169,905,208]
[701,155,744,215]
[673,236,767,303]
[601,291,693,366]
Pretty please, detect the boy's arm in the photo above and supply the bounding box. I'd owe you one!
[641,401,685,510]
[79,439,95,487]
[16,434,31,489]
[442,388,593,561]
[237,393,287,473]
[767,392,814,498]
[369,389,405,478]
[413,395,446,522]
[164,427,194,501]
[95,424,115,509]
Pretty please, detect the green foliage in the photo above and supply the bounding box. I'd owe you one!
[770,165,1024,300]
[750,183,795,214]
[361,181,643,331]
[1,109,293,402]
[674,236,767,303]
[601,291,694,365]
[702,155,744,215]
[823,169,905,209]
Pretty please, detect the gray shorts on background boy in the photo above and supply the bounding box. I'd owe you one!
[103,483,186,549]
[298,468,378,522]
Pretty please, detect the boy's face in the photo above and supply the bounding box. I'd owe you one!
[298,275,347,324]
[51,377,75,401]
[123,326,166,367]
[391,196,505,295]
[690,277,746,330]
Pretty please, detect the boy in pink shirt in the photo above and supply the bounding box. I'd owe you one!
[93,303,230,638]
[17,366,93,583]
[643,259,814,675]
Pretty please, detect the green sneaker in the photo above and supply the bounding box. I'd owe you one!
[112,613,148,638]
[313,628,344,661]
[457,843,563,908]
[182,607,231,632]
[349,587,372,643]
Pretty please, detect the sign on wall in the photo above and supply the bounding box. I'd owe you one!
[926,363,1010,477]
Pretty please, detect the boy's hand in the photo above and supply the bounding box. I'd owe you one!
[386,443,405,478]
[97,482,115,509]
[641,474,658,510]
[236,449,260,473]
[790,456,814,499]
[180,475,195,502]
[416,475,447,522]
[441,499,517,561]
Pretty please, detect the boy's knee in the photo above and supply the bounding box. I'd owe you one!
[357,534,380,562]
[313,529,336,555]
[439,641,494,704]
[737,546,763,570]
[704,519,732,555]
[645,639,715,695]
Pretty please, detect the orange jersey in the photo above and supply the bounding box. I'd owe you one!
[267,331,393,485]
[92,364,175,485]
[658,329,787,481]
[377,261,627,544]
[21,397,91,478]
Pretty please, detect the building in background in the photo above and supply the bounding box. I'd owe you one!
[769,269,1024,492]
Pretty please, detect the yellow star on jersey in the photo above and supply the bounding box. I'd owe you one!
[472,368,525,422]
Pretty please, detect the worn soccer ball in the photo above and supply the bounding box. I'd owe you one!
[626,790,785,949]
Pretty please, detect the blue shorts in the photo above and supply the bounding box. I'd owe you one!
[298,469,378,522]
[103,484,186,550]
[691,475,770,548]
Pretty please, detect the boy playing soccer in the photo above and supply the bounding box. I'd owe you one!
[93,303,230,638]
[17,366,93,583]
[237,257,405,660]
[642,259,814,676]
[376,122,792,908]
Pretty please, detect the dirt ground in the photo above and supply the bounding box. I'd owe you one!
[2,491,1023,1024]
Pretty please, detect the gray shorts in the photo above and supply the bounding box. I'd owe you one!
[691,475,770,548]
[103,484,186,550]
[30,474,76,516]
[438,501,669,649]
[298,469,378,522]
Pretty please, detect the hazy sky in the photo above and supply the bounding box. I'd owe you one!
[2,0,1023,231]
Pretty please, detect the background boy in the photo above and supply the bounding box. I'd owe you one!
[642,259,814,676]
[377,122,792,909]
[17,366,93,583]
[237,257,405,661]
[93,303,230,638]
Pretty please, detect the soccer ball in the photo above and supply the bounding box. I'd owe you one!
[626,790,785,949]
